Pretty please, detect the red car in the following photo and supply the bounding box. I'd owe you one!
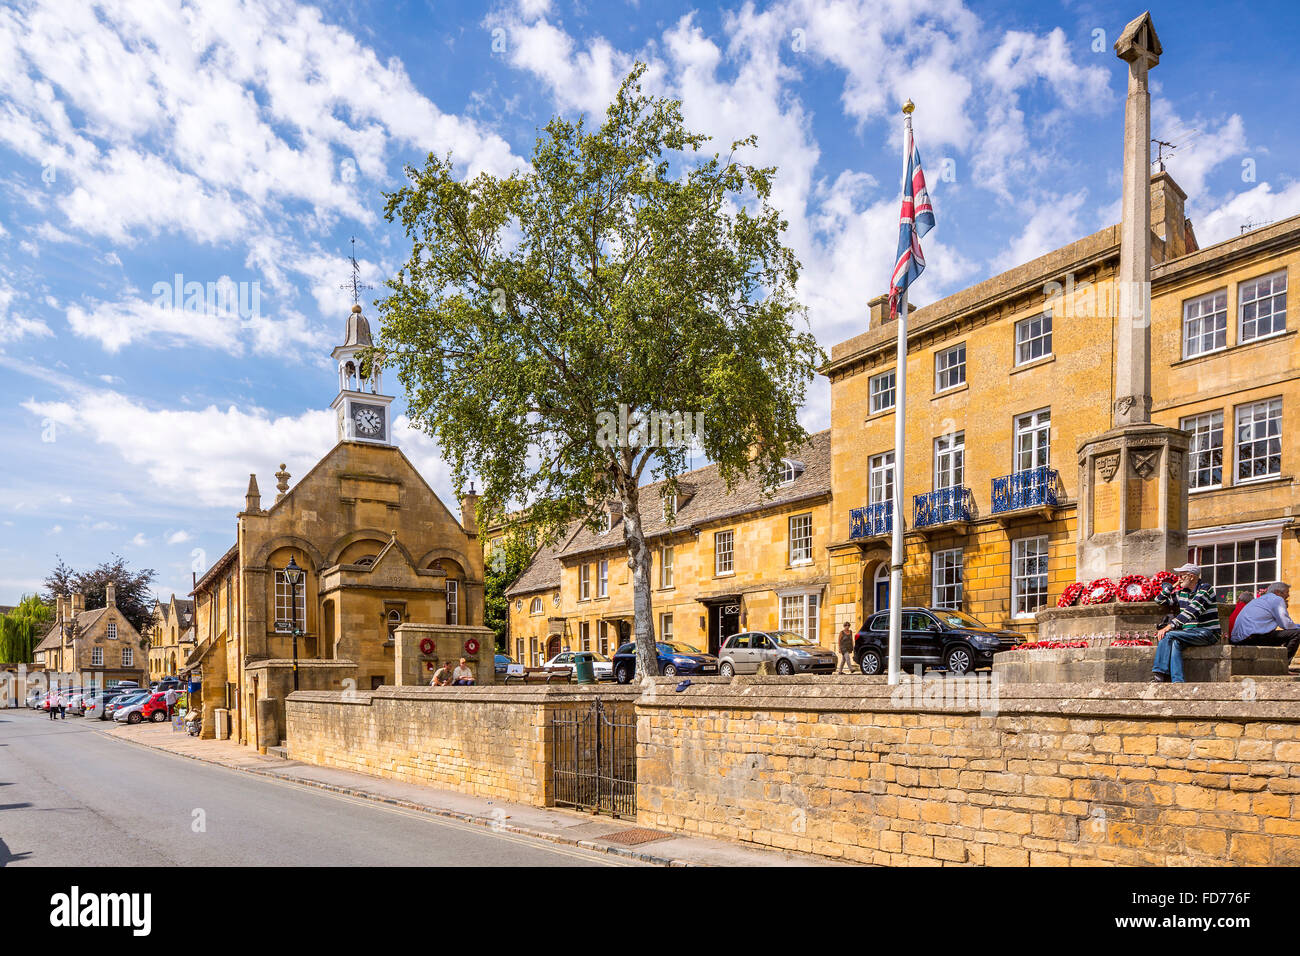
[139,691,171,723]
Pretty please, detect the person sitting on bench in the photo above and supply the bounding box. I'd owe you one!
[1231,582,1300,665]
[451,658,476,686]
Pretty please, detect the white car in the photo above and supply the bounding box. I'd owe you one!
[543,651,614,681]
[113,694,154,724]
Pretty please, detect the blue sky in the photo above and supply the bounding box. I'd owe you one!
[1,0,1297,603]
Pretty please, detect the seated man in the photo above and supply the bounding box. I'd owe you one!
[451,658,475,686]
[1151,563,1220,684]
[429,662,453,686]
[1231,582,1300,664]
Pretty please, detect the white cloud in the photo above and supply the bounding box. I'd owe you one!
[990,189,1089,273]
[22,387,338,510]
[166,530,192,545]
[1195,180,1300,247]
[130,532,149,547]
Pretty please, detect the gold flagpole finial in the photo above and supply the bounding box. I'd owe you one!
[902,99,915,115]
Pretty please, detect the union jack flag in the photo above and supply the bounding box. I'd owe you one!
[888,124,935,318]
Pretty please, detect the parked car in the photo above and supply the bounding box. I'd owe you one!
[140,691,171,722]
[26,688,45,708]
[853,607,1022,675]
[543,650,614,681]
[104,690,150,721]
[717,630,838,677]
[151,677,181,692]
[84,689,131,720]
[494,654,515,676]
[114,693,156,724]
[611,641,718,683]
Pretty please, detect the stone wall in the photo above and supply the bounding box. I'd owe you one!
[285,684,638,805]
[635,675,1300,865]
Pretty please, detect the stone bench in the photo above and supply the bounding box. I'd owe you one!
[992,642,1291,683]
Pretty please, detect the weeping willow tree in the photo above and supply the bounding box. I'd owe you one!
[0,595,53,663]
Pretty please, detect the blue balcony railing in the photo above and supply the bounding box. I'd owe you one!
[990,466,1061,514]
[914,486,975,528]
[850,501,893,539]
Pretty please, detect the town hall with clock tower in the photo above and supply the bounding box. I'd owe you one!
[182,302,495,750]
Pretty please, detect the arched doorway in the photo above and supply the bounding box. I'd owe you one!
[546,635,562,659]
[873,564,890,616]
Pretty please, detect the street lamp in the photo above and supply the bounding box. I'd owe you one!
[284,556,304,692]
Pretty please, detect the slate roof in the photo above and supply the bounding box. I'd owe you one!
[503,429,831,597]
[33,606,110,653]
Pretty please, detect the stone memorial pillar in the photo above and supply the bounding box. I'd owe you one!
[1036,11,1189,642]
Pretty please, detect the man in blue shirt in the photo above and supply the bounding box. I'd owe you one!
[1230,583,1300,665]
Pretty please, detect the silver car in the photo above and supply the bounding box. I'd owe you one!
[717,630,838,677]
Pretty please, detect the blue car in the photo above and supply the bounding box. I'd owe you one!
[611,641,718,683]
[494,654,515,676]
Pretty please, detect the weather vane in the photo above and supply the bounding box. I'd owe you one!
[340,236,373,307]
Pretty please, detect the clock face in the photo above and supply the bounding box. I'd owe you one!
[354,407,383,436]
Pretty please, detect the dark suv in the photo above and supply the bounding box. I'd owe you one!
[854,607,1021,675]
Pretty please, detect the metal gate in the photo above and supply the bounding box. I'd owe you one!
[552,698,636,817]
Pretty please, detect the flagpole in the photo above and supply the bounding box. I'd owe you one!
[887,101,914,687]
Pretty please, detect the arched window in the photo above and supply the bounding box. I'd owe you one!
[780,459,805,486]
[530,597,543,615]
[387,609,402,641]
[446,579,459,625]
[355,555,376,567]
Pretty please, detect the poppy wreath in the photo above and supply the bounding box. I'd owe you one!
[1117,574,1158,602]
[1012,640,1090,650]
[1151,570,1179,590]
[419,637,435,655]
[1082,577,1118,604]
[465,637,480,656]
[1057,582,1086,608]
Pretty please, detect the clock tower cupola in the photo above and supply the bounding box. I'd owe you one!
[331,304,394,445]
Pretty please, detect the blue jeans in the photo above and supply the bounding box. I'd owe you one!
[1152,627,1220,682]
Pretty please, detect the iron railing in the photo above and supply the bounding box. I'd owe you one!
[913,486,975,527]
[990,466,1060,514]
[849,501,893,539]
[552,697,637,817]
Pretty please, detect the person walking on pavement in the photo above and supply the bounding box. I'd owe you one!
[838,623,855,674]
[1150,563,1220,684]
[1231,582,1300,665]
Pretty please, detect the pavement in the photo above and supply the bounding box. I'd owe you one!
[3,706,834,866]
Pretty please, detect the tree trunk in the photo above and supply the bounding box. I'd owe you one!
[618,481,658,682]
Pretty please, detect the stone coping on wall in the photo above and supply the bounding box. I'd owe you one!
[287,682,643,707]
[632,674,1300,721]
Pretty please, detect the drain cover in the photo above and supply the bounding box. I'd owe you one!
[599,827,673,846]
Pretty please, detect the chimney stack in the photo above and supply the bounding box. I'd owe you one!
[71,592,84,617]
[868,293,915,329]
[1150,170,1193,262]
[460,483,479,536]
[106,583,116,608]
[56,594,65,622]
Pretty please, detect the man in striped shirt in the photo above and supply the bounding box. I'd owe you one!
[1150,563,1221,684]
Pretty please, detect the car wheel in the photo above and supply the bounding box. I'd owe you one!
[719,661,735,678]
[151,710,168,722]
[127,711,142,725]
[614,664,632,684]
[662,663,678,677]
[858,648,883,675]
[945,645,973,675]
[776,659,794,676]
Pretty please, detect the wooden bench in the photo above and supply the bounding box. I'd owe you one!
[504,667,572,684]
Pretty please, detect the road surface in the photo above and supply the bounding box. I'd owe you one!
[0,708,627,867]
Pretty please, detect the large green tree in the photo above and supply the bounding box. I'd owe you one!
[43,554,157,637]
[0,594,53,663]
[372,64,823,679]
